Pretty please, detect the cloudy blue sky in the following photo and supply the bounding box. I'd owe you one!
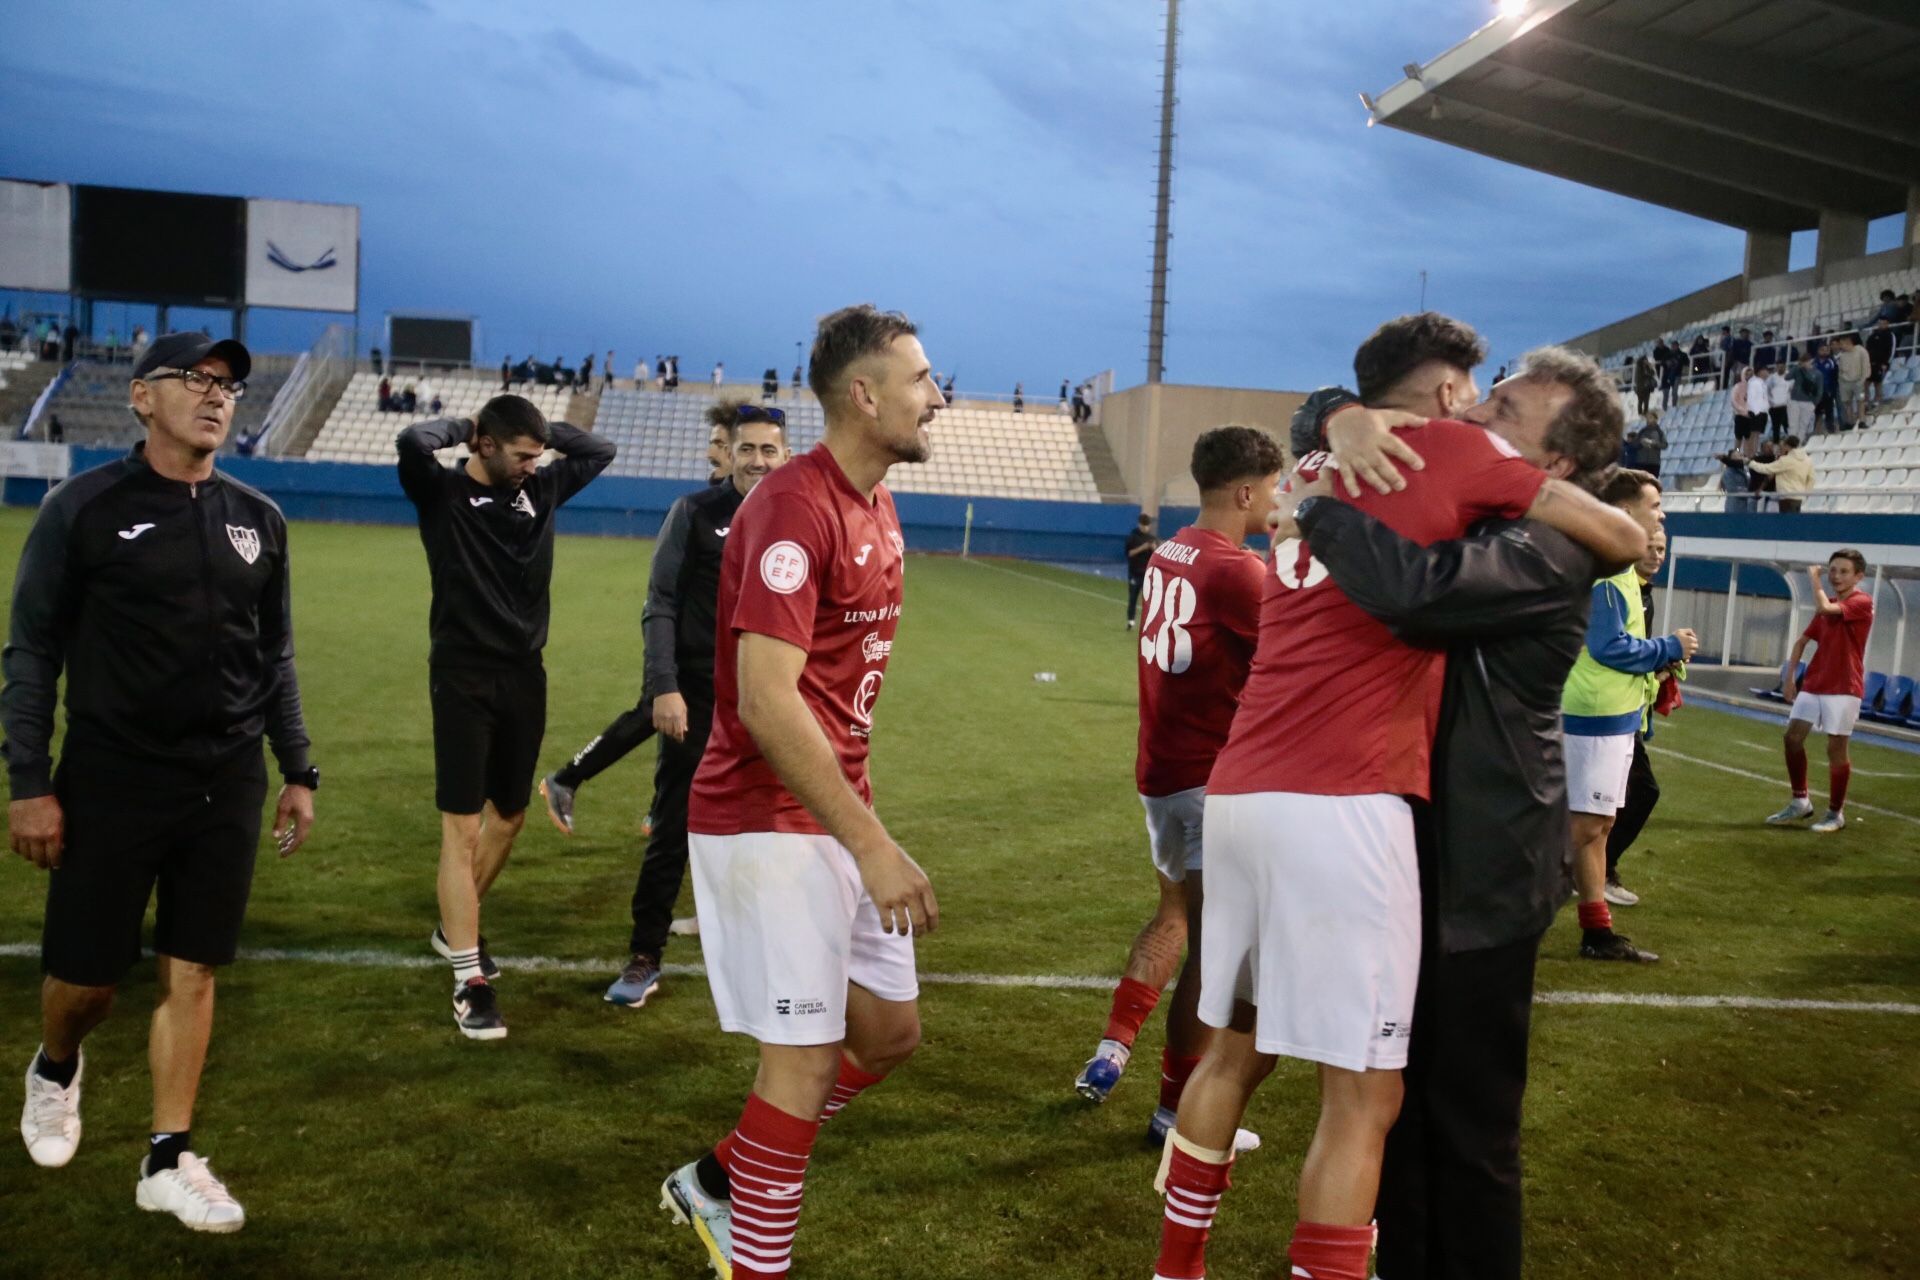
[1,0,1905,392]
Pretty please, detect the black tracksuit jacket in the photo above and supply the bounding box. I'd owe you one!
[641,480,744,701]
[1,444,312,797]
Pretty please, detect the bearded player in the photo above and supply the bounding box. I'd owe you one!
[660,305,944,1279]
[1150,313,1645,1280]
[1075,425,1282,1157]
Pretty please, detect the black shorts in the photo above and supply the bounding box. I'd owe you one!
[431,663,547,815]
[42,752,268,987]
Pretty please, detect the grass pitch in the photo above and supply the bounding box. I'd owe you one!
[1,508,1916,1279]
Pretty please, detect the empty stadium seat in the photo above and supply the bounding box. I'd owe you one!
[1869,676,1915,725]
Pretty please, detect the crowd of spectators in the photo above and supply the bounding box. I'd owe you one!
[1639,287,1915,410]
[0,316,154,366]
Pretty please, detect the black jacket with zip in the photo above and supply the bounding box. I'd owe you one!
[2,444,311,798]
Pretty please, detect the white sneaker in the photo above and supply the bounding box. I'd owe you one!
[1766,796,1815,825]
[136,1151,246,1233]
[21,1047,82,1168]
[1603,878,1640,907]
[1811,810,1846,833]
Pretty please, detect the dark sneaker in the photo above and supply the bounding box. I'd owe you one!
[431,927,500,981]
[540,774,576,836]
[452,979,508,1040]
[1580,932,1660,963]
[605,954,663,1008]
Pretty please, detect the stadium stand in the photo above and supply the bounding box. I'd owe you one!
[32,356,292,451]
[305,371,576,463]
[591,388,1106,501]
[0,351,63,436]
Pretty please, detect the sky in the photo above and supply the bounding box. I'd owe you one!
[1,0,1906,393]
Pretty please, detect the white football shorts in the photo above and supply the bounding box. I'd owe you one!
[689,831,919,1046]
[1198,791,1419,1072]
[1565,731,1637,816]
[1141,786,1206,882]
[1789,691,1862,737]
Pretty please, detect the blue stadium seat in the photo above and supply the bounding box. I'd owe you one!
[1868,675,1913,724]
[1862,671,1888,713]
[1751,661,1807,702]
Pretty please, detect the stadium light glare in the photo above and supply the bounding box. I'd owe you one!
[1497,0,1528,17]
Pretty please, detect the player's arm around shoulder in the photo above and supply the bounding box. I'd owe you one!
[1524,479,1646,571]
[735,632,937,937]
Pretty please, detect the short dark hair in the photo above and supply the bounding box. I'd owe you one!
[1190,425,1285,492]
[475,394,549,445]
[1831,548,1866,573]
[1352,312,1487,403]
[1598,467,1660,506]
[808,304,918,402]
[1514,345,1626,483]
[1785,434,1801,448]
[1137,513,1152,527]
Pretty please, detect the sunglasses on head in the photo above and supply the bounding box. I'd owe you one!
[734,405,785,426]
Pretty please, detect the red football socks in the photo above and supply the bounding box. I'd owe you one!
[820,1055,885,1122]
[717,1093,820,1278]
[1786,740,1809,796]
[1577,900,1613,932]
[1160,1050,1201,1114]
[1104,976,1162,1048]
[1154,1143,1233,1280]
[1830,762,1851,811]
[1288,1220,1376,1279]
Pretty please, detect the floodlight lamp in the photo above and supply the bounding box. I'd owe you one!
[1402,62,1423,79]
[1497,0,1528,17]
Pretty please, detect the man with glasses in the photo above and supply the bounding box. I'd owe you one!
[7,332,317,1232]
[540,403,790,1007]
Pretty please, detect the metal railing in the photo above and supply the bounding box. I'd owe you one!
[253,325,352,457]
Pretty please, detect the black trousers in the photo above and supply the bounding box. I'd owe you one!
[1376,928,1545,1280]
[1604,735,1660,876]
[629,698,712,958]
[554,695,657,791]
[1126,573,1145,621]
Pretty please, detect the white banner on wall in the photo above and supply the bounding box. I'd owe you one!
[244,199,358,312]
[0,180,73,292]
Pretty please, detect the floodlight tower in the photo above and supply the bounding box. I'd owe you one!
[1146,0,1180,385]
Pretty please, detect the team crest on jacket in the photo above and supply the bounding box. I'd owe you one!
[226,524,261,565]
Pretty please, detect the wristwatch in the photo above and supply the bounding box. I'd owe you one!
[1293,496,1330,530]
[283,765,320,791]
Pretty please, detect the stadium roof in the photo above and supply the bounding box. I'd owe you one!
[1365,0,1918,234]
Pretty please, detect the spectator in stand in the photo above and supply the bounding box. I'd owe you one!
[578,352,594,392]
[105,330,121,363]
[1658,340,1685,409]
[709,360,723,389]
[1748,434,1815,514]
[130,326,149,365]
[400,380,419,415]
[371,346,383,375]
[761,368,778,403]
[604,350,615,392]
[1766,362,1792,441]
[501,356,511,392]
[1715,326,1734,386]
[1123,513,1156,628]
[1754,330,1778,372]
[1071,384,1088,423]
[666,354,680,390]
[653,355,666,392]
[1814,342,1840,432]
[0,313,15,352]
[791,364,803,397]
[62,322,79,363]
[634,356,648,387]
[1728,327,1754,386]
[46,414,64,444]
[1491,364,1507,384]
[1634,409,1667,477]
[1715,446,1753,513]
[941,373,955,404]
[430,391,444,415]
[1632,353,1656,418]
[1743,364,1771,452]
[1864,318,1894,409]
[1689,332,1712,377]
[1833,332,1869,426]
[378,375,394,413]
[1059,379,1070,412]
[1730,365,1758,450]
[1876,288,1904,325]
[1013,381,1025,413]
[1749,440,1779,509]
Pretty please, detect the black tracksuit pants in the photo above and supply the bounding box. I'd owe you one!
[628,695,712,959]
[1604,734,1660,876]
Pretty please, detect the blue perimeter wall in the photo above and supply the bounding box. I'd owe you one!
[5,452,1918,573]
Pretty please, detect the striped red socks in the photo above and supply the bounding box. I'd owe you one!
[1287,1220,1375,1278]
[821,1056,885,1122]
[716,1093,819,1278]
[1830,762,1851,810]
[1577,900,1612,932]
[1159,1050,1201,1114]
[1104,976,1161,1048]
[1153,1137,1233,1280]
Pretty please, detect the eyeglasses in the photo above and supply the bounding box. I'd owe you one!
[734,405,784,426]
[146,368,246,400]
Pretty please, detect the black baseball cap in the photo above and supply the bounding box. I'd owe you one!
[132,332,251,382]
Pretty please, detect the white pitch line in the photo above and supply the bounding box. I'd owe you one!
[966,556,1122,604]
[1733,740,1917,778]
[1648,746,1920,827]
[1,944,1913,1014]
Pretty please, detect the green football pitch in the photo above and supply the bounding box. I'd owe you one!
[1,509,1915,1279]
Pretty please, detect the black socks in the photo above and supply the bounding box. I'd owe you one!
[33,1049,77,1089]
[695,1151,731,1201]
[148,1131,191,1172]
